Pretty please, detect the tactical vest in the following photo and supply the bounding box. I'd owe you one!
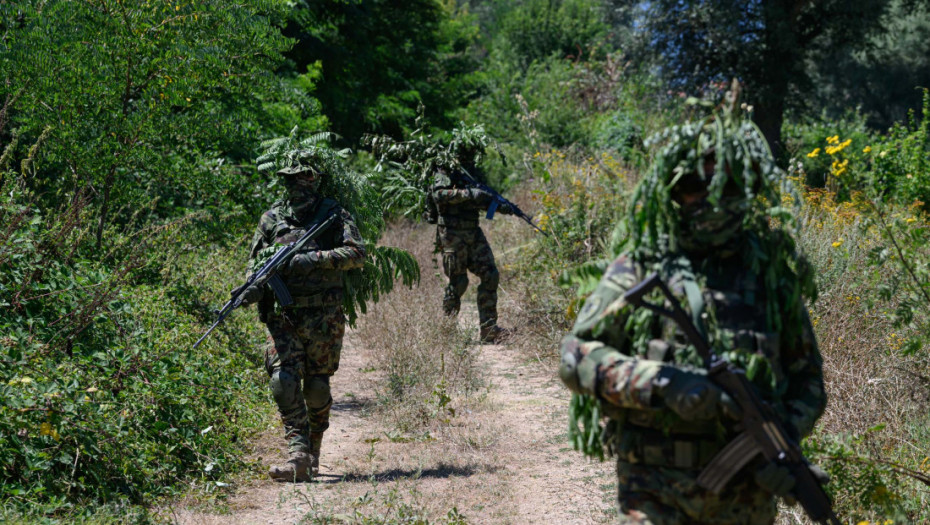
[613,256,785,469]
[431,172,481,229]
[266,197,344,302]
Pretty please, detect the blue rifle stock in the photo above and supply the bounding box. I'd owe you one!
[623,273,841,525]
[192,213,337,349]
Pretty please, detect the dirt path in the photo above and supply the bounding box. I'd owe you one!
[167,311,614,525]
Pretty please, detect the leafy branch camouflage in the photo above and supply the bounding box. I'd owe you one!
[365,115,502,218]
[562,82,819,459]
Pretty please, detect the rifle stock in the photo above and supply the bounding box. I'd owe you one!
[623,273,841,525]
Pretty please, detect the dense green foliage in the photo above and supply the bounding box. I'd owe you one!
[282,0,480,143]
[0,160,269,515]
[3,0,930,521]
[614,0,929,154]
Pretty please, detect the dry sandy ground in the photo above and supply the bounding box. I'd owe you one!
[165,309,615,525]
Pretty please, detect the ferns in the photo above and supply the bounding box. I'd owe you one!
[344,246,421,326]
[365,117,501,218]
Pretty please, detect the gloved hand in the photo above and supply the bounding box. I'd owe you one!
[661,369,742,421]
[753,462,829,505]
[282,250,322,275]
[236,282,264,306]
[469,187,493,201]
[497,202,515,215]
[755,463,796,502]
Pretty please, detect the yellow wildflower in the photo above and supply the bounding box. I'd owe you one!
[863,146,872,153]
[39,422,60,440]
[807,148,821,158]
[907,217,917,223]
[826,135,839,144]
[880,150,888,158]
[832,240,843,248]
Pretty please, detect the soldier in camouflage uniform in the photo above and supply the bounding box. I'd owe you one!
[559,107,827,523]
[241,164,365,482]
[425,158,514,343]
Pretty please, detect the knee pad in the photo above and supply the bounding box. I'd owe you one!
[270,369,301,407]
[479,267,499,290]
[304,374,332,410]
[449,273,469,296]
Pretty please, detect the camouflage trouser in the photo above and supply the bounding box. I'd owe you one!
[437,226,499,329]
[616,461,776,524]
[264,306,345,454]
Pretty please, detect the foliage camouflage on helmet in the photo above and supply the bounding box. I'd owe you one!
[561,81,818,460]
[254,127,420,326]
[365,114,500,218]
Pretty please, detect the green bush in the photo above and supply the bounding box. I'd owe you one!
[0,169,268,515]
[868,90,930,208]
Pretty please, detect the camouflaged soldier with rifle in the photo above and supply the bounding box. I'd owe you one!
[560,86,837,524]
[424,135,517,344]
[239,161,365,482]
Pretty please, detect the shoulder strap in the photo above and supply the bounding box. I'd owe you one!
[309,197,339,225]
[663,256,708,341]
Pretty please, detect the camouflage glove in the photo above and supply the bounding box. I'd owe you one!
[236,282,264,306]
[282,250,322,275]
[754,463,795,499]
[658,368,742,421]
[468,188,493,201]
[497,202,515,215]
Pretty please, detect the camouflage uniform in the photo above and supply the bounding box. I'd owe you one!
[426,169,511,340]
[249,193,365,477]
[560,247,826,524]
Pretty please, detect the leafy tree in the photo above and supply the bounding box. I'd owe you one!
[0,0,304,246]
[475,0,609,66]
[611,0,911,156]
[809,0,930,130]
[282,0,480,143]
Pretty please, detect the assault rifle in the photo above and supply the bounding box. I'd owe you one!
[192,213,337,349]
[623,273,841,525]
[459,170,548,236]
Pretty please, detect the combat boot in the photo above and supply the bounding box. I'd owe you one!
[308,432,324,475]
[479,324,508,344]
[268,450,313,482]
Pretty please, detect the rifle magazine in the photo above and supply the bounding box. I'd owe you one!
[697,431,761,493]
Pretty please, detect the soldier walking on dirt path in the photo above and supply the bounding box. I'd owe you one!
[240,163,365,482]
[560,89,828,523]
[425,145,514,344]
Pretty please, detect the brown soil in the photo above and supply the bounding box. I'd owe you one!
[166,309,614,525]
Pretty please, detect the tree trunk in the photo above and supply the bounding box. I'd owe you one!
[753,96,786,163]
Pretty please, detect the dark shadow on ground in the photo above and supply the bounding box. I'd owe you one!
[312,462,499,484]
[330,396,376,413]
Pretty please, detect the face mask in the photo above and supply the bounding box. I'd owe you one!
[678,196,747,253]
[284,176,321,213]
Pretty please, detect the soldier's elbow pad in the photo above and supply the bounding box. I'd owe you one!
[559,351,582,393]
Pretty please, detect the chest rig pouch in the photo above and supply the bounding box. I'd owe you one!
[258,199,341,320]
